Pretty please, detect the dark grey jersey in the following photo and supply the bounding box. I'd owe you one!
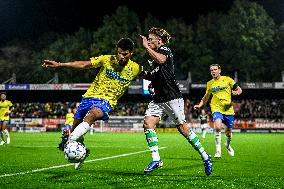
[148,46,182,103]
[200,114,208,124]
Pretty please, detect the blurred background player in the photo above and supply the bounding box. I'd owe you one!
[194,64,242,158]
[58,108,75,150]
[64,108,74,135]
[199,109,209,138]
[0,92,13,145]
[148,82,155,96]
[140,27,212,176]
[42,38,143,169]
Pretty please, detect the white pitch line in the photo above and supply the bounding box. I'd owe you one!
[0,147,167,178]
[10,145,148,149]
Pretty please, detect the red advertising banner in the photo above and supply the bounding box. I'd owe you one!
[42,118,65,125]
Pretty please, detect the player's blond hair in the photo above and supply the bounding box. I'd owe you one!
[210,64,221,69]
[149,27,171,44]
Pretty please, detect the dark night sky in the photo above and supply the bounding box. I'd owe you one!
[0,0,283,45]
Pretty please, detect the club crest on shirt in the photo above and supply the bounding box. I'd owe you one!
[125,66,133,76]
[148,60,154,66]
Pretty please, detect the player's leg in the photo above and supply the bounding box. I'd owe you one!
[163,98,212,176]
[212,112,223,158]
[2,121,10,144]
[71,107,104,170]
[144,116,163,172]
[69,108,101,142]
[0,122,5,145]
[176,123,208,158]
[143,101,164,173]
[69,98,112,170]
[58,120,80,151]
[177,123,212,176]
[201,124,207,138]
[71,119,81,133]
[65,124,71,135]
[223,115,235,156]
[68,98,107,142]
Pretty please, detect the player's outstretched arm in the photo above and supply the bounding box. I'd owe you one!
[194,93,210,110]
[42,60,92,69]
[194,102,203,110]
[4,107,13,116]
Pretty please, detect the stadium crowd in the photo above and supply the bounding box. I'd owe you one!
[10,99,284,121]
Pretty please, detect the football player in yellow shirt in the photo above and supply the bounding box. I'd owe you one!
[42,38,143,169]
[0,92,13,145]
[194,64,242,158]
[64,108,74,135]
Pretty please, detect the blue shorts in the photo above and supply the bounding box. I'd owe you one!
[74,98,113,121]
[65,124,72,129]
[212,112,234,128]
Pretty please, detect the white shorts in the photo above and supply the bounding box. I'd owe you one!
[200,123,209,129]
[145,98,186,125]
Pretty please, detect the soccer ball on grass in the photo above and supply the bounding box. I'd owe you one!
[64,141,87,163]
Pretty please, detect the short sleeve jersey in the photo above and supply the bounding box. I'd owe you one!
[65,112,74,125]
[200,114,208,124]
[149,46,182,103]
[83,55,143,109]
[0,100,13,120]
[206,76,235,115]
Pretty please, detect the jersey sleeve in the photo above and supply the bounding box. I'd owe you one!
[138,65,143,75]
[159,46,171,59]
[205,81,212,95]
[227,76,235,89]
[132,62,144,78]
[90,55,105,68]
[8,101,13,107]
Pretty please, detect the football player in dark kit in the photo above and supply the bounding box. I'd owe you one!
[199,109,210,138]
[139,27,212,176]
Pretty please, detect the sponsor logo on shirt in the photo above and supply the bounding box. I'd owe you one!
[106,68,129,83]
[212,86,227,92]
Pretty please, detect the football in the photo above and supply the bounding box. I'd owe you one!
[64,141,87,163]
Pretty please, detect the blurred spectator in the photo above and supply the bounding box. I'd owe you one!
[9,99,284,121]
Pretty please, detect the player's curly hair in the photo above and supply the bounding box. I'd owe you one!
[117,38,135,52]
[149,27,171,44]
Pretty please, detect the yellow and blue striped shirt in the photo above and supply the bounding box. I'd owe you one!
[206,76,235,115]
[83,55,143,109]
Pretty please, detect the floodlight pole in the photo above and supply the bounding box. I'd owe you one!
[2,73,16,84]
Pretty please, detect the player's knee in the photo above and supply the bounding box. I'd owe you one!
[85,108,103,122]
[143,122,151,129]
[90,107,103,115]
[143,121,155,129]
[143,116,159,129]
[225,129,232,136]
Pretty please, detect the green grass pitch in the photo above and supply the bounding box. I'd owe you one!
[0,132,283,188]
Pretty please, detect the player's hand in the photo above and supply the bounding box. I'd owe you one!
[42,60,60,68]
[139,34,149,48]
[232,90,239,96]
[194,104,201,110]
